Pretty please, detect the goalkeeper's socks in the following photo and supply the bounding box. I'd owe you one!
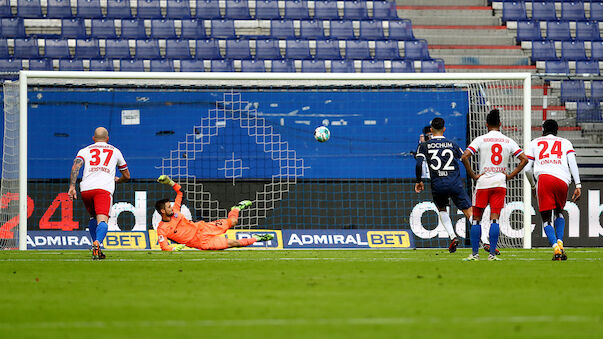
[438,211,456,240]
[238,238,256,247]
[554,215,565,242]
[489,220,500,256]
[88,219,98,242]
[96,221,108,245]
[543,222,557,247]
[470,222,481,255]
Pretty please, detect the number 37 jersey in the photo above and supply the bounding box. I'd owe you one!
[416,136,464,191]
[467,130,523,189]
[75,142,127,194]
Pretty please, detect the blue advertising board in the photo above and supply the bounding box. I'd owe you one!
[283,229,415,249]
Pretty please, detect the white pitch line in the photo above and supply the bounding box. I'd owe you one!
[0,257,600,262]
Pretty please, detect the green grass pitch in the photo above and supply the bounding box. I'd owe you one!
[1,248,601,339]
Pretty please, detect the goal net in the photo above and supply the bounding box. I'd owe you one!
[0,72,531,250]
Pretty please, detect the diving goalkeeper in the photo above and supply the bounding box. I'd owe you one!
[155,175,273,251]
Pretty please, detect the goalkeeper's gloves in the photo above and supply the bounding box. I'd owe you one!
[171,244,186,252]
[231,200,253,211]
[157,175,175,186]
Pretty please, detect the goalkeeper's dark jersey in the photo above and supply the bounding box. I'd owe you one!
[415,136,464,193]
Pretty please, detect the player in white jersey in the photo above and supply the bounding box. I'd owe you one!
[524,119,581,261]
[461,109,528,261]
[68,127,130,260]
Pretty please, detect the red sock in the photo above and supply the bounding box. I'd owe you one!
[238,238,256,247]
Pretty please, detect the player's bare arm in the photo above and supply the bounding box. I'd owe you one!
[506,153,529,181]
[115,168,131,183]
[460,150,482,181]
[68,158,84,200]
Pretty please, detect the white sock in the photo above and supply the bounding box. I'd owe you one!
[438,211,456,239]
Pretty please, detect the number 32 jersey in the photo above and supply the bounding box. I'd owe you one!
[525,135,575,185]
[416,136,464,192]
[75,142,127,194]
[467,130,523,190]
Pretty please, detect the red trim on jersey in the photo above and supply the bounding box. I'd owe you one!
[76,156,85,162]
[513,149,523,157]
[567,150,575,154]
[527,155,535,160]
[118,163,128,170]
[467,146,476,154]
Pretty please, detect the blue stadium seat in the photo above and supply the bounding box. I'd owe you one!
[181,19,205,39]
[166,0,191,18]
[391,60,415,73]
[150,59,175,71]
[91,19,118,39]
[166,39,191,58]
[225,0,251,19]
[107,0,132,18]
[47,0,72,18]
[576,101,602,122]
[575,21,600,41]
[592,80,603,100]
[284,1,310,19]
[77,0,103,18]
[561,40,587,60]
[546,21,571,41]
[516,21,542,41]
[389,20,414,40]
[361,60,385,73]
[343,0,368,20]
[330,20,355,39]
[545,60,569,74]
[241,59,266,72]
[591,2,603,21]
[211,19,236,38]
[195,39,221,59]
[137,0,162,18]
[136,39,161,58]
[314,0,339,20]
[105,39,131,58]
[271,59,294,72]
[120,59,144,71]
[502,1,527,22]
[0,59,22,72]
[373,1,397,20]
[374,40,400,60]
[271,19,296,38]
[531,40,557,60]
[560,80,586,101]
[286,39,311,59]
[330,59,355,73]
[225,39,251,59]
[575,60,600,75]
[180,59,205,71]
[211,59,234,72]
[151,19,177,38]
[404,40,430,60]
[592,41,603,60]
[44,39,70,58]
[255,39,281,59]
[14,38,39,58]
[89,59,114,71]
[359,21,385,40]
[421,59,445,73]
[196,0,220,19]
[256,0,280,19]
[62,18,86,38]
[0,0,10,17]
[59,59,84,71]
[532,2,557,21]
[75,39,100,58]
[345,40,370,59]
[315,40,341,60]
[300,20,325,39]
[17,0,42,18]
[561,2,585,21]
[302,59,326,72]
[121,19,147,39]
[0,40,9,58]
[28,59,53,70]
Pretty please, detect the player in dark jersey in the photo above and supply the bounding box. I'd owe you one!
[415,118,473,253]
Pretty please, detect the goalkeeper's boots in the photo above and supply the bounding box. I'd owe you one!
[231,200,252,211]
[448,237,460,253]
[488,254,502,261]
[253,234,274,242]
[463,253,479,261]
[483,243,501,256]
[92,240,106,260]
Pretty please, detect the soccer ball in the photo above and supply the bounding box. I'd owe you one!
[314,126,330,142]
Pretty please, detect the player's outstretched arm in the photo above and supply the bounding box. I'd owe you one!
[506,153,529,181]
[460,150,481,181]
[68,158,84,200]
[158,175,183,211]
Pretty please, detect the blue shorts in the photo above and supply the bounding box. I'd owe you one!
[432,186,471,211]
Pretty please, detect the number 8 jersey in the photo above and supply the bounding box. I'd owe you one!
[76,142,127,194]
[467,130,523,189]
[525,135,575,185]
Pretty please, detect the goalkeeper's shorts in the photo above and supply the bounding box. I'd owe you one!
[81,189,112,217]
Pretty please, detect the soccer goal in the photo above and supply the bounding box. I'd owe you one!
[0,72,532,250]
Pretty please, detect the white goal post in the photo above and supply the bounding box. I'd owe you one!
[13,71,532,250]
